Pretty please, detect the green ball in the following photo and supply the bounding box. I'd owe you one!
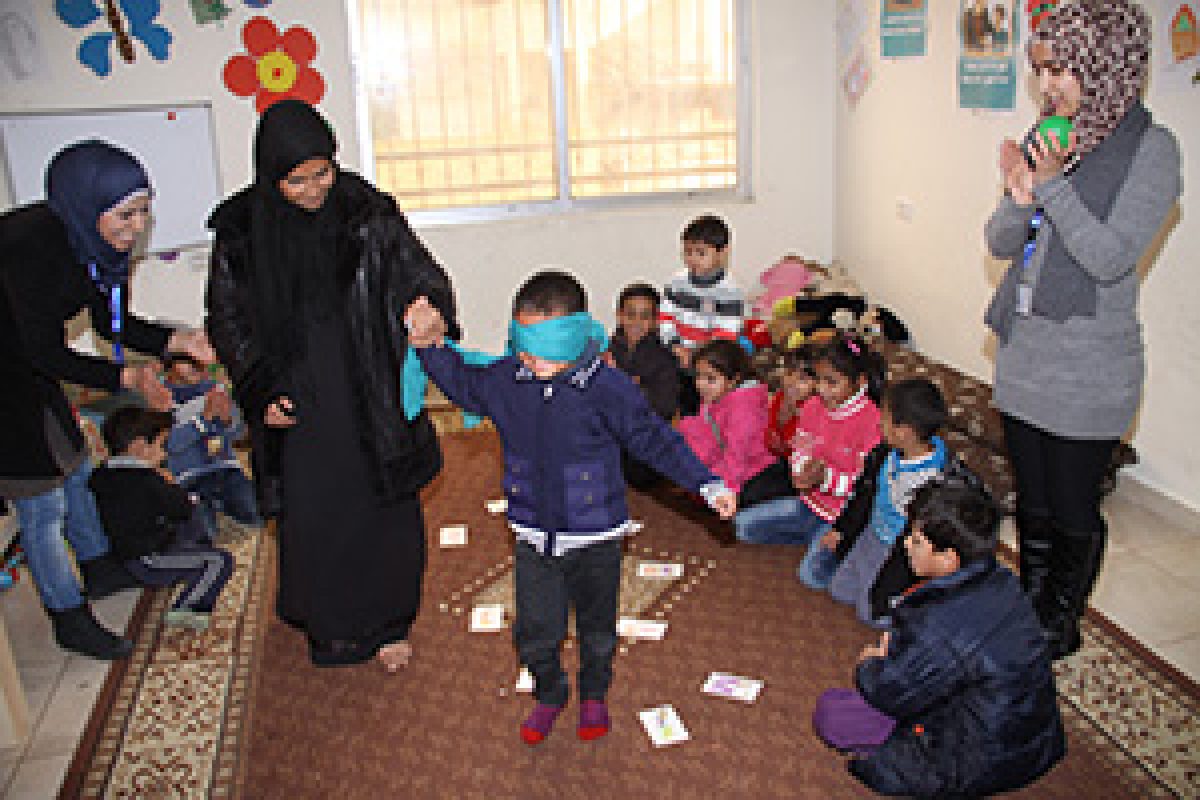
[1038,115,1073,149]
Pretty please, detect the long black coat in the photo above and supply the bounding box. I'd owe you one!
[204,174,459,516]
[0,204,170,486]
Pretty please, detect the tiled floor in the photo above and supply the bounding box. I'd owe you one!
[0,477,1197,798]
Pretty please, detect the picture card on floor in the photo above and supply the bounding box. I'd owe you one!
[637,561,683,579]
[515,667,534,693]
[439,525,468,547]
[702,672,764,703]
[486,499,507,514]
[639,705,690,747]
[627,519,645,533]
[469,604,506,632]
[617,617,668,640]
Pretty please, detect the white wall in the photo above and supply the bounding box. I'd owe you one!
[1,1,835,350]
[834,8,1199,511]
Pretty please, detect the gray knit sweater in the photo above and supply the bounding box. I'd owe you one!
[984,124,1181,440]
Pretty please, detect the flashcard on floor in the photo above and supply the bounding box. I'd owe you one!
[515,667,534,693]
[701,672,764,703]
[639,705,690,747]
[439,524,468,547]
[617,617,668,640]
[469,604,506,632]
[627,519,645,533]
[486,498,507,514]
[637,561,683,579]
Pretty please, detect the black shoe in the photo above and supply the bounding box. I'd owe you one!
[49,604,133,660]
[1042,526,1107,660]
[80,553,140,599]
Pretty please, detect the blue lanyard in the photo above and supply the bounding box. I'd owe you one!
[1020,209,1044,272]
[87,264,124,365]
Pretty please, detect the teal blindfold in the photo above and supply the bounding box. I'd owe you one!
[508,312,608,363]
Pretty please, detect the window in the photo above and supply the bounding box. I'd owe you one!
[350,0,747,219]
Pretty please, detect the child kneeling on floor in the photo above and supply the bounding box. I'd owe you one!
[89,408,235,631]
[813,479,1065,797]
[406,270,736,745]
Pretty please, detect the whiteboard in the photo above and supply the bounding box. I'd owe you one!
[0,103,221,253]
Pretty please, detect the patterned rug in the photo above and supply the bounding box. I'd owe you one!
[59,431,1200,798]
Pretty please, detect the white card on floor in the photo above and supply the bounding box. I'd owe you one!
[638,561,683,579]
[618,617,668,640]
[515,667,534,693]
[486,498,507,514]
[702,672,764,703]
[628,519,645,533]
[639,705,690,747]
[439,524,468,547]
[469,604,506,632]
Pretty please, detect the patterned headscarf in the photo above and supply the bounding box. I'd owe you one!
[1030,1,1151,155]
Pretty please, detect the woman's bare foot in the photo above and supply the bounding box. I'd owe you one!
[377,640,412,673]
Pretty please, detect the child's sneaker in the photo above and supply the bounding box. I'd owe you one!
[520,703,563,745]
[577,700,610,741]
[164,609,211,631]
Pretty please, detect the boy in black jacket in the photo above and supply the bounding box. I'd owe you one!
[607,283,680,488]
[89,408,234,630]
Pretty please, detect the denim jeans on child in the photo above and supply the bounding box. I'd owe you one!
[733,495,837,588]
[513,539,622,707]
[12,460,111,611]
[184,468,262,538]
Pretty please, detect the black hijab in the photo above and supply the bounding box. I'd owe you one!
[248,100,345,370]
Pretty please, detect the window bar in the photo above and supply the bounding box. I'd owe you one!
[455,0,480,206]
[398,0,426,202]
[429,0,452,205]
[734,0,751,196]
[547,0,572,201]
[672,0,683,188]
[486,0,504,200]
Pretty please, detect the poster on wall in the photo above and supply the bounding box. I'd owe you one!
[1153,1,1199,91]
[0,0,49,82]
[880,0,928,58]
[838,0,874,106]
[223,16,326,113]
[958,0,1020,109]
[189,0,232,26]
[54,0,173,77]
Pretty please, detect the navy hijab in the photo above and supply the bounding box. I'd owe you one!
[45,140,151,288]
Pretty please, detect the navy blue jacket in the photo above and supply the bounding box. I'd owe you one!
[164,380,244,484]
[851,557,1065,797]
[417,343,717,553]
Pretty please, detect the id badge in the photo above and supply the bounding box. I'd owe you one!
[1016,283,1033,316]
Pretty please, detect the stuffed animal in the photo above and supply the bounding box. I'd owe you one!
[750,255,819,318]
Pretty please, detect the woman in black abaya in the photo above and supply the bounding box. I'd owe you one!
[205,101,458,668]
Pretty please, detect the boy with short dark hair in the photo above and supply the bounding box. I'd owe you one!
[818,378,952,623]
[659,214,744,415]
[813,480,1065,797]
[608,283,680,488]
[406,270,736,745]
[88,407,234,630]
[163,352,260,538]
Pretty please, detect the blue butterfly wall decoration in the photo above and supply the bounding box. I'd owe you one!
[55,0,172,77]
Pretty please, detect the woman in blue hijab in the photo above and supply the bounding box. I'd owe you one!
[0,140,213,660]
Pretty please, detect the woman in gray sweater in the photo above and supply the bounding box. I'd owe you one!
[984,1,1181,659]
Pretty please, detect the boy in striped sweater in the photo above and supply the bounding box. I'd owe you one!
[659,214,745,415]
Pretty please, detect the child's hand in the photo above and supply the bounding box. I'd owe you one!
[404,296,447,347]
[203,385,233,421]
[857,632,890,663]
[672,344,692,368]
[121,364,172,411]
[265,396,297,428]
[711,490,737,520]
[820,529,841,551]
[791,458,825,491]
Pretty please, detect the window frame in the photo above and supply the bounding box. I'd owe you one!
[345,0,753,227]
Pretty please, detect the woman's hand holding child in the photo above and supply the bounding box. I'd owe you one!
[404,296,447,348]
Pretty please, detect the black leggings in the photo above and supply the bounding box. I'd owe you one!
[1001,414,1117,533]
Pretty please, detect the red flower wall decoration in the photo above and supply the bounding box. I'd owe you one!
[223,16,325,113]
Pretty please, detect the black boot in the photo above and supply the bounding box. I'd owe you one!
[1015,510,1055,621]
[80,553,140,599]
[49,604,133,660]
[1042,526,1107,660]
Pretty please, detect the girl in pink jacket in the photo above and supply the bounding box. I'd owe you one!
[677,340,775,495]
[734,336,883,588]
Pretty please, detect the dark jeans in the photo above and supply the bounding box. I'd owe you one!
[1001,414,1117,533]
[184,468,262,538]
[678,367,700,417]
[125,513,234,614]
[514,539,622,707]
